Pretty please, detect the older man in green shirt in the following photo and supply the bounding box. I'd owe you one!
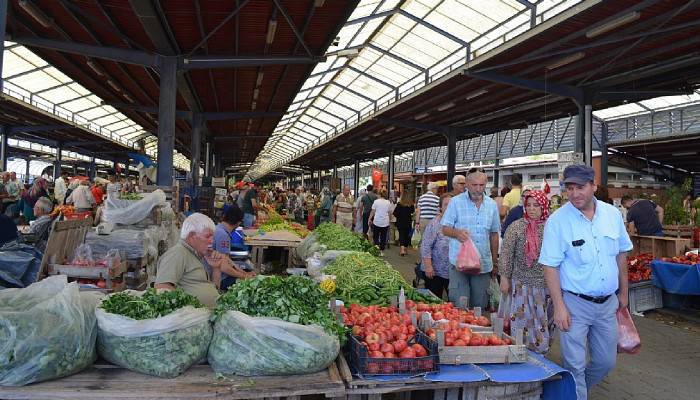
[155,213,224,308]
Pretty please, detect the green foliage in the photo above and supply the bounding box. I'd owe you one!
[214,275,346,343]
[663,185,689,225]
[99,288,204,320]
[314,222,380,256]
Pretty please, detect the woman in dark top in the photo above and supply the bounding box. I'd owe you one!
[393,192,415,256]
[19,178,49,222]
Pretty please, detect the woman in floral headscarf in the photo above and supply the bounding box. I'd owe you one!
[498,190,554,354]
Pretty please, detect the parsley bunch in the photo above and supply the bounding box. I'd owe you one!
[100,288,203,320]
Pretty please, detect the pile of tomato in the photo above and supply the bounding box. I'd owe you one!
[628,253,653,282]
[661,252,700,265]
[424,320,512,347]
[406,300,491,327]
[340,304,434,374]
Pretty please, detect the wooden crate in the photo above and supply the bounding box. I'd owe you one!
[340,354,544,400]
[38,218,93,280]
[420,313,527,365]
[663,224,694,238]
[630,235,692,258]
[48,261,127,293]
[0,360,346,400]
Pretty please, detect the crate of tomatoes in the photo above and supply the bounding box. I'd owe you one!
[628,253,653,282]
[340,304,438,375]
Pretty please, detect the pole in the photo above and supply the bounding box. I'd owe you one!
[54,144,62,180]
[190,114,202,184]
[584,104,593,166]
[445,130,457,192]
[156,56,177,186]
[0,0,8,94]
[204,142,211,176]
[0,126,7,172]
[388,148,395,196]
[601,123,608,187]
[25,157,31,182]
[493,158,500,188]
[353,159,360,196]
[317,169,322,191]
[90,155,96,180]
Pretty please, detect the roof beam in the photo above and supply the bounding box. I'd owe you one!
[187,0,251,56]
[397,10,470,48]
[595,90,694,102]
[271,0,314,58]
[348,65,395,89]
[464,70,582,100]
[373,117,448,133]
[3,64,51,80]
[202,111,283,121]
[345,8,399,25]
[9,124,72,134]
[180,55,325,69]
[55,93,92,106]
[32,81,72,95]
[9,36,157,67]
[367,44,425,71]
[330,81,375,103]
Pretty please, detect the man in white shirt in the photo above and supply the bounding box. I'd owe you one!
[332,185,355,230]
[415,182,440,239]
[66,181,95,211]
[54,171,69,205]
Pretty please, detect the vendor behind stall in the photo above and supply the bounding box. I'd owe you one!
[154,213,223,308]
[622,195,664,236]
[213,205,256,291]
[29,197,55,251]
[66,180,95,212]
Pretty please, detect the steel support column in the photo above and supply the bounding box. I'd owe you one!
[317,169,322,191]
[205,142,211,176]
[212,153,216,177]
[156,57,177,186]
[190,114,203,184]
[388,149,395,196]
[333,165,338,179]
[0,126,7,172]
[445,130,457,192]
[26,158,31,181]
[601,123,608,187]
[584,105,593,166]
[301,171,305,188]
[0,0,7,94]
[353,160,360,196]
[90,155,96,180]
[54,144,63,180]
[493,158,500,188]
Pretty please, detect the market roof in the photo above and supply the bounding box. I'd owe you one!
[5,0,358,167]
[246,0,700,179]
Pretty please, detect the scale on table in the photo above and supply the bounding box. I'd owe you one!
[230,227,254,271]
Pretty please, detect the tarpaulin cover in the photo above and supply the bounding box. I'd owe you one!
[359,352,576,399]
[0,241,42,289]
[651,260,700,295]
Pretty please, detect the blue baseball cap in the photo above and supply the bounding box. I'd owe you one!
[563,164,595,185]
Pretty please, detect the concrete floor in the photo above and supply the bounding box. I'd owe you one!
[381,244,700,400]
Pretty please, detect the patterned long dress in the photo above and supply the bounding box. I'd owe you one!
[499,218,555,354]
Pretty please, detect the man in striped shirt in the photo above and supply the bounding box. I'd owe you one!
[415,182,440,239]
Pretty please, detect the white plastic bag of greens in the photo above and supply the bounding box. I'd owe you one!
[295,232,325,261]
[209,311,339,376]
[0,275,101,386]
[96,289,212,378]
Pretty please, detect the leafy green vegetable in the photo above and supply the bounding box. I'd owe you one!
[214,275,346,343]
[99,288,203,319]
[208,310,339,376]
[324,252,442,306]
[0,278,100,386]
[96,289,211,378]
[313,222,380,256]
[97,321,211,378]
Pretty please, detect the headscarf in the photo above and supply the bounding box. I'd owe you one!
[523,190,549,268]
[29,178,48,199]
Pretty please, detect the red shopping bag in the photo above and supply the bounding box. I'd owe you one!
[456,238,481,275]
[617,308,641,354]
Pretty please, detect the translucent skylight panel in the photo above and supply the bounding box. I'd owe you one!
[348,19,384,48]
[10,71,61,93]
[11,46,47,67]
[351,0,385,20]
[319,101,356,120]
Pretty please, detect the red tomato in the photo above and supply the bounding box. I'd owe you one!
[433,311,445,320]
[366,362,380,374]
[383,351,396,358]
[368,342,380,352]
[393,339,408,353]
[369,350,385,358]
[380,343,394,354]
[411,344,428,357]
[352,326,362,336]
[445,337,454,346]
[454,339,467,346]
[399,347,416,358]
[366,333,380,344]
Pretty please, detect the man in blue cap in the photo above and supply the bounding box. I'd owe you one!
[539,164,633,400]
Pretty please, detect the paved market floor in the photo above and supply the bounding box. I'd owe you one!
[382,245,700,400]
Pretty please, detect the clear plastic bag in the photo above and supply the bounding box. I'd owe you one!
[85,228,149,260]
[296,232,326,261]
[497,291,512,335]
[72,243,95,266]
[411,228,421,247]
[307,250,361,278]
[617,308,641,354]
[103,189,167,225]
[455,238,481,274]
[487,277,500,312]
[95,291,212,378]
[208,311,340,376]
[0,276,100,386]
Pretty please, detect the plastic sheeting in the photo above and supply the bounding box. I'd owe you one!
[651,260,700,295]
[85,224,170,261]
[102,190,167,226]
[0,241,42,289]
[96,292,212,378]
[0,276,101,386]
[208,311,339,376]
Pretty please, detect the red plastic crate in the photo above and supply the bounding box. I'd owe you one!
[348,331,439,376]
[64,211,92,220]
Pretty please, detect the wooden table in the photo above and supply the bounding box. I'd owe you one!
[0,361,346,400]
[244,230,302,272]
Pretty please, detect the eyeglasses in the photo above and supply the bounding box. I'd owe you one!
[468,167,485,174]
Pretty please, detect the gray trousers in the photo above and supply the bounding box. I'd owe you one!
[560,291,618,400]
[447,265,491,308]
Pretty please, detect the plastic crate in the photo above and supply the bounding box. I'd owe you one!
[629,281,663,314]
[348,331,439,376]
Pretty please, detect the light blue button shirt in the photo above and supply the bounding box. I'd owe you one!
[440,193,500,272]
[539,199,633,297]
